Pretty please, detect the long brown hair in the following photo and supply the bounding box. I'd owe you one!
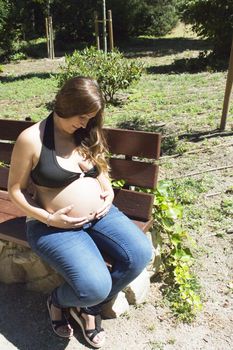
[54,76,109,173]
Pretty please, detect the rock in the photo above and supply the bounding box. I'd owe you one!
[13,249,64,292]
[26,273,64,293]
[0,240,6,255]
[0,242,26,283]
[124,268,150,305]
[101,292,129,318]
[147,229,162,274]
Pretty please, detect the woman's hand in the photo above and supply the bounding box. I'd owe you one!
[49,205,89,229]
[96,190,114,219]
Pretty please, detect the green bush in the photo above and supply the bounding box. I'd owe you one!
[179,0,233,58]
[9,51,27,62]
[107,0,179,38]
[56,47,144,103]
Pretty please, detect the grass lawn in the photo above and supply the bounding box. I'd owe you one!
[0,24,232,133]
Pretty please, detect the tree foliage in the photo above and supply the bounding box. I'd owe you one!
[0,0,180,59]
[51,0,98,42]
[0,0,16,57]
[0,0,47,59]
[179,0,233,57]
[108,0,179,38]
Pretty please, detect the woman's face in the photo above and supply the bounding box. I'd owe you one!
[56,110,98,134]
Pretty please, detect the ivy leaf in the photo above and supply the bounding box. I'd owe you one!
[171,234,181,247]
[166,206,183,220]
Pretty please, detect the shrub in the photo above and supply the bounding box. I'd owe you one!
[56,47,144,103]
[9,51,27,62]
[179,0,233,58]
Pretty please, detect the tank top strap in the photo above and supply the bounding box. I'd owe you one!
[43,113,55,150]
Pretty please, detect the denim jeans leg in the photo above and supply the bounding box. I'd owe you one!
[26,220,112,308]
[86,205,152,312]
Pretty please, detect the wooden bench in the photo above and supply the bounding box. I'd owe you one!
[0,118,161,249]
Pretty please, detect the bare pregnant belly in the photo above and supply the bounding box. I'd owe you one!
[38,178,104,220]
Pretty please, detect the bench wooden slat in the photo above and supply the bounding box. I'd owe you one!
[0,167,9,190]
[113,188,153,221]
[110,158,159,189]
[0,191,25,218]
[105,128,161,159]
[0,120,161,160]
[133,218,153,232]
[0,142,14,164]
[0,154,159,190]
[0,119,33,140]
[0,216,28,247]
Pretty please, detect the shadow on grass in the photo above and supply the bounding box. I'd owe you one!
[119,37,212,58]
[178,129,233,142]
[0,72,55,83]
[24,39,91,59]
[147,56,229,74]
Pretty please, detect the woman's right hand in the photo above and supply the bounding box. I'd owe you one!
[49,205,89,229]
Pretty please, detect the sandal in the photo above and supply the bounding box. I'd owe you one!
[70,307,105,348]
[47,296,73,338]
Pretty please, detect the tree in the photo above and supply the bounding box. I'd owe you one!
[0,0,17,58]
[179,0,233,58]
[108,0,179,38]
[132,0,178,37]
[51,0,179,44]
[51,0,98,43]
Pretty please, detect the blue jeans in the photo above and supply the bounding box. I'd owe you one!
[26,205,152,315]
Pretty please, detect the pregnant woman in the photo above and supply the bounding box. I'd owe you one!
[8,76,152,348]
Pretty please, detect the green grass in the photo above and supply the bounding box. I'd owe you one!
[105,71,229,134]
[0,23,231,130]
[0,75,57,120]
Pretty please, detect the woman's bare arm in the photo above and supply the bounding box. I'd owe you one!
[8,126,88,228]
[8,127,51,224]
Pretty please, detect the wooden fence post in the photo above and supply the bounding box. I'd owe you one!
[45,16,55,59]
[94,8,114,52]
[220,37,233,131]
[45,17,50,58]
[49,16,55,59]
[94,11,100,50]
[102,0,107,53]
[108,10,114,51]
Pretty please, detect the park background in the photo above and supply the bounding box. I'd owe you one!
[0,1,233,349]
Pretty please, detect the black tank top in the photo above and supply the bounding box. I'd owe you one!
[31,114,99,188]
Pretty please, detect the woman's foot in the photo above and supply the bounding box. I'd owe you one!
[70,307,105,348]
[47,296,73,338]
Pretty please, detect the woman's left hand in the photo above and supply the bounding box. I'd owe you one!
[96,190,114,219]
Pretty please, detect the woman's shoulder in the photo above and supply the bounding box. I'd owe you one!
[15,118,46,150]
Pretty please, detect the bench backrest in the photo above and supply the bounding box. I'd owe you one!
[0,119,161,223]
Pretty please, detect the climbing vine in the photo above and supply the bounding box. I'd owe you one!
[151,181,202,322]
[112,179,203,322]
